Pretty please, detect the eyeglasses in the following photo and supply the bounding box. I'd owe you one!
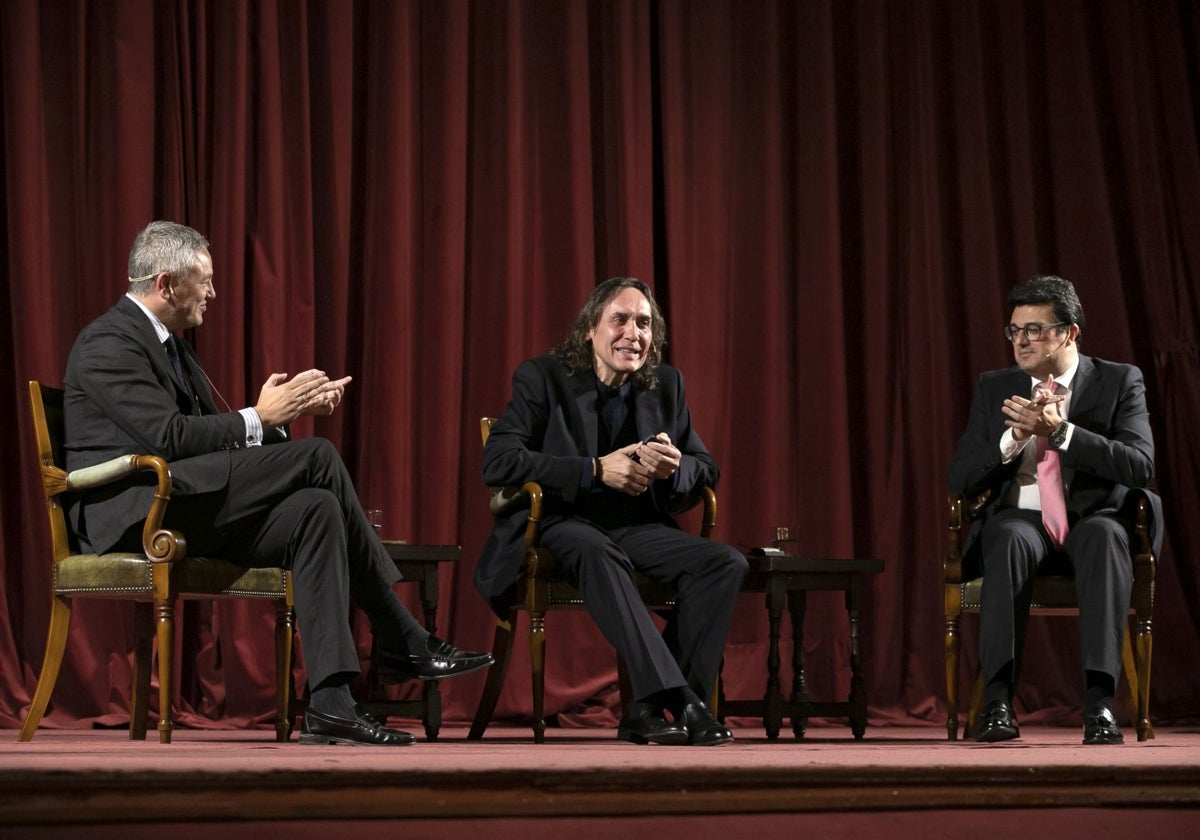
[1004,322,1068,342]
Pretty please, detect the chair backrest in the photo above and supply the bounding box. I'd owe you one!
[481,416,495,444]
[28,381,76,560]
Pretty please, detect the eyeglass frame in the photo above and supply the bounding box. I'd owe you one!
[1003,321,1069,342]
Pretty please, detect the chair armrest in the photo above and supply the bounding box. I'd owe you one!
[666,484,717,538]
[945,492,966,586]
[65,455,145,490]
[66,454,182,565]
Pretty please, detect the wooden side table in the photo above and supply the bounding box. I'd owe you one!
[721,554,883,739]
[359,542,460,740]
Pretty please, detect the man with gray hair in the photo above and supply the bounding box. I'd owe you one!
[64,220,492,746]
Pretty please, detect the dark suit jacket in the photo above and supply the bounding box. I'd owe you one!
[946,354,1162,566]
[476,354,719,610]
[63,296,287,553]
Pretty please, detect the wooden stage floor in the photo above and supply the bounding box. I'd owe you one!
[3,723,1199,836]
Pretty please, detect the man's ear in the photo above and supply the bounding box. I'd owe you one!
[155,272,174,300]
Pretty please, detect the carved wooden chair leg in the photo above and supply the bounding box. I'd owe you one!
[529,609,548,743]
[18,595,71,743]
[944,612,962,740]
[1136,622,1154,741]
[154,597,176,744]
[469,617,515,740]
[274,601,294,742]
[131,601,153,740]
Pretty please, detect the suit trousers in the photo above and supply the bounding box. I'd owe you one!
[978,506,1133,691]
[157,437,402,688]
[540,518,748,702]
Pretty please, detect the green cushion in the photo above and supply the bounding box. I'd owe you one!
[54,553,288,598]
[960,575,1080,610]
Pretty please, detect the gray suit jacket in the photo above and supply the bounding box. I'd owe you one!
[475,354,718,612]
[62,296,286,553]
[946,354,1162,565]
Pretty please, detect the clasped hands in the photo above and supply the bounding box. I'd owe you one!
[1002,375,1065,442]
[254,369,353,427]
[597,433,680,496]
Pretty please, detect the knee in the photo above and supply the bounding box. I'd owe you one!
[291,488,344,530]
[581,540,634,571]
[1071,517,1129,552]
[699,543,748,585]
[722,545,749,581]
[290,436,342,469]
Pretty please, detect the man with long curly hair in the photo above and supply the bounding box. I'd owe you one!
[478,277,747,746]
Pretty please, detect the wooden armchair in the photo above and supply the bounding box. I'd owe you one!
[943,490,1155,741]
[469,417,716,743]
[18,381,295,744]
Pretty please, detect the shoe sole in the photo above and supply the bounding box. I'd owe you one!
[378,658,495,684]
[688,735,735,746]
[975,728,1020,743]
[617,728,689,746]
[1083,735,1124,745]
[298,733,414,746]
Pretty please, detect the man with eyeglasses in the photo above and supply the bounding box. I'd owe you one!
[947,275,1160,745]
[63,220,492,746]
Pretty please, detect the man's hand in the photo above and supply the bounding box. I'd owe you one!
[1003,376,1065,441]
[300,374,352,417]
[632,433,680,480]
[254,369,346,427]
[598,443,657,496]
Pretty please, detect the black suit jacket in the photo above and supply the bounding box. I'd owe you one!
[476,354,719,609]
[63,296,287,553]
[947,354,1162,565]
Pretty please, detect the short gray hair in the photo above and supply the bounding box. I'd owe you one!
[127,221,209,295]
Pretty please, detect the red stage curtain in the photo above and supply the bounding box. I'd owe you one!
[1,0,1197,732]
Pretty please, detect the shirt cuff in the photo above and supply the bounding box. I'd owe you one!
[999,428,1032,463]
[240,407,264,447]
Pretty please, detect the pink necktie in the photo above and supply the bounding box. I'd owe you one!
[1035,383,1069,547]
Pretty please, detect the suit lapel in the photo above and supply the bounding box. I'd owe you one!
[1064,355,1100,421]
[115,297,181,396]
[569,370,600,456]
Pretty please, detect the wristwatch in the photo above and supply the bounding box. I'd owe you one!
[1048,421,1070,449]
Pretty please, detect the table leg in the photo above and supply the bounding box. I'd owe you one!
[789,588,809,739]
[847,578,866,739]
[420,571,442,741]
[764,583,785,740]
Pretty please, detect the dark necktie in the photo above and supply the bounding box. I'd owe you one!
[164,335,187,391]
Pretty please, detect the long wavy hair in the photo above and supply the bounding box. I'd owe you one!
[553,277,667,390]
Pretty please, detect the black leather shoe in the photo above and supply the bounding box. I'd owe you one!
[298,708,416,746]
[354,704,385,729]
[617,706,689,745]
[678,702,734,746]
[975,700,1019,742]
[379,635,494,683]
[1083,705,1124,745]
